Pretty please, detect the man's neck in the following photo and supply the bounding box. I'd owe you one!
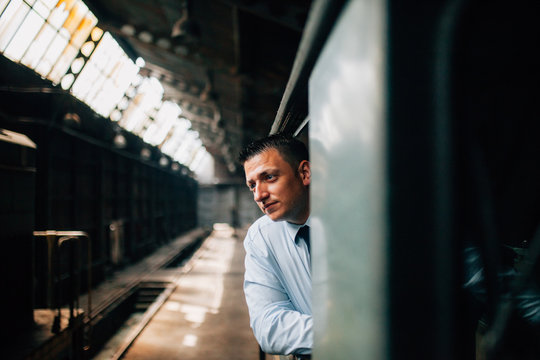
[286,213,310,225]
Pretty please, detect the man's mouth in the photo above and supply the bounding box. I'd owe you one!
[263,202,277,212]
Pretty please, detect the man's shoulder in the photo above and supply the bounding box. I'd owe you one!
[249,214,273,228]
[244,216,286,257]
[245,215,285,246]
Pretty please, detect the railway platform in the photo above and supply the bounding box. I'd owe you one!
[9,225,259,360]
[114,224,259,360]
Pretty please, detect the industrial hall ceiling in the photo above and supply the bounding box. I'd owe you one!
[83,0,312,177]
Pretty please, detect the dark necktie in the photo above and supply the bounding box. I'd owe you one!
[297,225,310,254]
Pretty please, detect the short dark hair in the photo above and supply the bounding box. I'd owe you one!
[238,133,309,169]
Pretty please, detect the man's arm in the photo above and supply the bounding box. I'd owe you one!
[244,240,313,355]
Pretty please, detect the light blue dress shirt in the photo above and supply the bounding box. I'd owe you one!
[243,215,312,355]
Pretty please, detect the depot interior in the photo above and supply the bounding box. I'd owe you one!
[3,0,540,359]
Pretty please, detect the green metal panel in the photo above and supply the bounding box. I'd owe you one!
[309,1,387,359]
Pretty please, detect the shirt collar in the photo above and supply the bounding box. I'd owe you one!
[284,216,311,244]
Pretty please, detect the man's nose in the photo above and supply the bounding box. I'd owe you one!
[253,183,268,202]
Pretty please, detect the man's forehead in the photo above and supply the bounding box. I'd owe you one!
[244,149,285,178]
[244,164,280,181]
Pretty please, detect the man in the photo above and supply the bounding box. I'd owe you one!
[238,134,312,359]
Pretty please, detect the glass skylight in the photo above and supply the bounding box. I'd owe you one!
[0,0,213,178]
[71,31,139,117]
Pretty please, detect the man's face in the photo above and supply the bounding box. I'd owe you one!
[244,148,310,224]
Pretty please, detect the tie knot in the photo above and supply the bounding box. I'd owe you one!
[297,225,310,238]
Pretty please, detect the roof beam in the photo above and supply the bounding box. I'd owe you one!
[219,0,308,32]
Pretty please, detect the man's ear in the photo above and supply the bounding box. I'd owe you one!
[298,160,311,186]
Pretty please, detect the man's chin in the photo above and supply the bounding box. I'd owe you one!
[266,211,284,222]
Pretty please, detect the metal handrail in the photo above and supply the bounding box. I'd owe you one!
[33,231,92,333]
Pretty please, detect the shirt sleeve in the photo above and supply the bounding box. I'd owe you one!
[243,231,313,355]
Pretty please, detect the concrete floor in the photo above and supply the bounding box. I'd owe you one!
[123,225,260,360]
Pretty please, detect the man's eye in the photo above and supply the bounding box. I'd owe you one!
[248,183,255,190]
[266,174,274,180]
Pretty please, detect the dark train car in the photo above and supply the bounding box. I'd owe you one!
[272,0,540,359]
